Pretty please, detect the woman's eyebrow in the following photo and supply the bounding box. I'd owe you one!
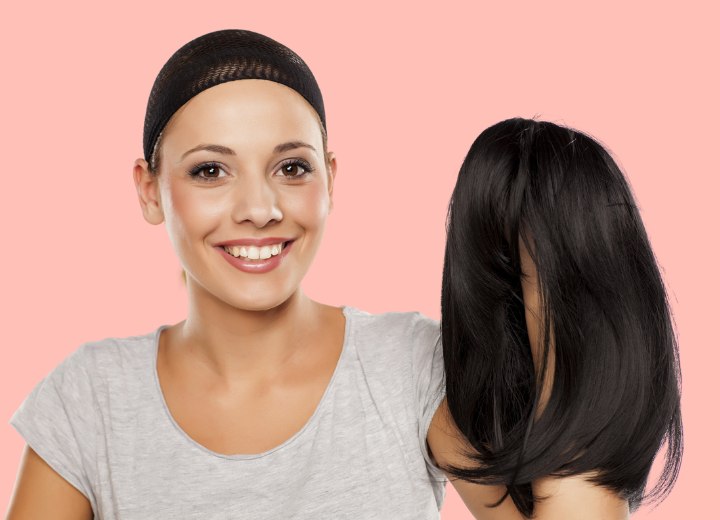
[179,141,316,161]
[181,143,236,160]
[273,141,317,154]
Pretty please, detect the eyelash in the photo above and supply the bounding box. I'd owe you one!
[277,159,314,179]
[187,159,315,182]
[187,162,226,182]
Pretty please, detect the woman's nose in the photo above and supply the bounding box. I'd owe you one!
[230,174,283,228]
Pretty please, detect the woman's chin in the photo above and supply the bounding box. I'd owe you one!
[222,288,302,314]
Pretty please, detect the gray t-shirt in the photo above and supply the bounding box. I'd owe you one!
[10,307,447,519]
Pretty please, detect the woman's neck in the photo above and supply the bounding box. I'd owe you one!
[177,281,322,379]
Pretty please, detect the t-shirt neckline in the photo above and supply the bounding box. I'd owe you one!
[151,305,355,460]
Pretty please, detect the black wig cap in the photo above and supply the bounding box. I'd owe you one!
[142,29,326,165]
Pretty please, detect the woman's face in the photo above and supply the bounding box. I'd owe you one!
[134,79,336,312]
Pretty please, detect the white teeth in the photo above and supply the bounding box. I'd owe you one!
[224,242,285,260]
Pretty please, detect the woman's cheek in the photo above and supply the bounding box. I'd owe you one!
[163,181,224,249]
[284,183,331,228]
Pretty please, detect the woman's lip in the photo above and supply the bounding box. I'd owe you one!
[216,240,293,274]
[215,237,293,247]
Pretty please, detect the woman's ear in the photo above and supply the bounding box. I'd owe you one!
[133,158,164,225]
[325,151,337,211]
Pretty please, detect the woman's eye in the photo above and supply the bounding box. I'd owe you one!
[188,163,227,181]
[277,160,313,178]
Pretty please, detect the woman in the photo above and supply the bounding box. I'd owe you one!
[6,29,675,519]
[7,29,447,519]
[432,118,683,518]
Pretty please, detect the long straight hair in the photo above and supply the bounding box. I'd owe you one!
[441,118,682,516]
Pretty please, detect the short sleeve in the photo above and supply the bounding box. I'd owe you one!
[9,344,97,507]
[411,315,446,479]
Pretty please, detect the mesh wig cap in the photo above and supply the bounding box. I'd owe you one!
[142,29,326,165]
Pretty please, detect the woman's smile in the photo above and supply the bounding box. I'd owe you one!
[215,238,295,274]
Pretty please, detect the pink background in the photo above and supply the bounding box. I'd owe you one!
[1,1,717,517]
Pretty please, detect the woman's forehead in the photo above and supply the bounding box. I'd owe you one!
[162,80,324,154]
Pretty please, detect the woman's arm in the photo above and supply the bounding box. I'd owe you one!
[6,446,93,520]
[531,475,629,519]
[427,400,629,520]
[428,400,524,520]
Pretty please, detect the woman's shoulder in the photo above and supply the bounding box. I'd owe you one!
[33,327,163,391]
[343,306,441,368]
[10,327,163,508]
[344,306,439,342]
[341,307,445,466]
[11,327,163,442]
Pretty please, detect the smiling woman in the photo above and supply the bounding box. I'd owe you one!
[6,27,661,520]
[6,29,448,519]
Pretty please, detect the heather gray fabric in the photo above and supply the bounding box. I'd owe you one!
[10,307,447,519]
